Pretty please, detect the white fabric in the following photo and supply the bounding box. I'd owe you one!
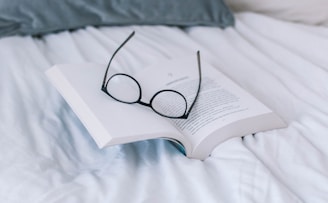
[0,13,328,202]
[226,0,328,26]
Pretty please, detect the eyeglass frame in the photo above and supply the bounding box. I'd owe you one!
[101,31,202,119]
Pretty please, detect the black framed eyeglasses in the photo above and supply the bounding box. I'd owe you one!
[101,31,202,119]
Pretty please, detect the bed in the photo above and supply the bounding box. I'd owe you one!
[1,1,328,202]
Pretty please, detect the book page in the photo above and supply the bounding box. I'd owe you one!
[172,72,272,143]
[46,63,190,151]
[136,54,273,150]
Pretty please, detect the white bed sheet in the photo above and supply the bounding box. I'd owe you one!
[0,12,328,202]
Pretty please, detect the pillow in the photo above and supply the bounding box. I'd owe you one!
[226,0,328,26]
[0,0,235,37]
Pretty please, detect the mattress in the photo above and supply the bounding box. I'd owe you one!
[1,12,328,202]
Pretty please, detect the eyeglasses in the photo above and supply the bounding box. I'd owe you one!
[101,31,202,119]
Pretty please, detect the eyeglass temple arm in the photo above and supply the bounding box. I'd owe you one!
[185,51,202,117]
[101,31,136,88]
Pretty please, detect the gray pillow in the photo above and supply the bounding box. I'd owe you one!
[0,0,235,37]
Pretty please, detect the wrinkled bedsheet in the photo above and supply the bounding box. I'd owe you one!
[0,12,328,202]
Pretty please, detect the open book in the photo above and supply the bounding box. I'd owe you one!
[46,54,286,160]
